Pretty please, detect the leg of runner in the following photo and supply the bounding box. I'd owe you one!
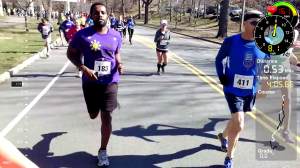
[218,92,254,167]
[156,51,163,75]
[45,37,51,57]
[59,27,65,46]
[161,52,168,74]
[226,112,244,158]
[0,137,39,168]
[280,75,294,143]
[123,28,126,39]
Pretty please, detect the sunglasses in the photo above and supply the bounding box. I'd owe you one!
[161,23,167,26]
[245,20,258,26]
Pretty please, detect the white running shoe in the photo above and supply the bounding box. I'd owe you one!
[282,129,295,143]
[78,71,82,78]
[98,150,109,166]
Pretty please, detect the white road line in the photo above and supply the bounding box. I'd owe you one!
[0,61,71,138]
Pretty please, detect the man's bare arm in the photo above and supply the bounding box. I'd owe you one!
[115,50,122,64]
[67,46,86,71]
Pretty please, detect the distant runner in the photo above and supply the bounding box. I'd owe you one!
[37,18,54,57]
[127,15,136,44]
[122,16,127,40]
[67,2,124,167]
[154,20,170,75]
[58,13,66,46]
[67,18,84,78]
[86,14,94,27]
[215,10,268,168]
[62,16,75,44]
[115,15,125,41]
[110,13,117,30]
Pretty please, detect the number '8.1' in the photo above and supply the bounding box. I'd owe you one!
[268,45,272,52]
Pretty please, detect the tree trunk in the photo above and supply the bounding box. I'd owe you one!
[169,0,171,21]
[24,11,28,31]
[180,0,184,21]
[142,1,145,7]
[144,2,148,24]
[47,0,52,22]
[203,0,206,18]
[138,0,141,19]
[122,0,125,16]
[216,0,229,38]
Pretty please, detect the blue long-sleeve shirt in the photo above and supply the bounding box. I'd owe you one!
[215,36,234,77]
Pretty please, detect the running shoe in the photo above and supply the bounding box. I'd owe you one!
[46,53,50,57]
[218,133,228,152]
[161,66,165,74]
[98,150,109,166]
[223,157,233,168]
[157,71,162,76]
[281,129,295,143]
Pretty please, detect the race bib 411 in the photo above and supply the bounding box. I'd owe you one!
[233,74,254,89]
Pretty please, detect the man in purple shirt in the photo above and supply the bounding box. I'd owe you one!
[67,2,124,167]
[62,16,74,43]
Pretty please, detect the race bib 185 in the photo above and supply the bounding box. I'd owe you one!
[94,61,111,76]
[43,31,49,35]
[160,40,168,45]
[233,74,254,89]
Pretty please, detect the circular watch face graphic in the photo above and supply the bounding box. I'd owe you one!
[254,15,294,55]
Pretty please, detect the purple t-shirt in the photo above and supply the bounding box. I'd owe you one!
[62,21,74,34]
[70,27,122,85]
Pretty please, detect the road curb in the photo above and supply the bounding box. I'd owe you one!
[0,38,61,84]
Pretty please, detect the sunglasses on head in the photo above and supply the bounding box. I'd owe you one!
[246,20,258,26]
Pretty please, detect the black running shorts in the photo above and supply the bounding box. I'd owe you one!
[224,92,256,114]
[82,83,118,113]
[156,49,168,53]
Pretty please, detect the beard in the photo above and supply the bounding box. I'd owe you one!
[94,19,107,28]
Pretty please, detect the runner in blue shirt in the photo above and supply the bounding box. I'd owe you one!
[215,10,268,168]
[85,14,94,27]
[110,13,117,30]
[127,15,136,45]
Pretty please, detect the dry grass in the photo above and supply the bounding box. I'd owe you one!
[0,19,59,74]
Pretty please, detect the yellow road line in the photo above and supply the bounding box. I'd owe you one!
[135,35,300,143]
[134,35,300,153]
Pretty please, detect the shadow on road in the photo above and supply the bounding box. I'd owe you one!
[112,118,285,151]
[12,72,78,78]
[18,132,223,168]
[121,72,155,77]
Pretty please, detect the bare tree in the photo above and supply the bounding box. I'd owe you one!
[216,0,229,38]
[138,0,141,19]
[122,0,125,16]
[142,0,153,24]
[41,0,52,22]
[11,0,36,31]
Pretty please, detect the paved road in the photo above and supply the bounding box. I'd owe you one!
[0,27,299,168]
